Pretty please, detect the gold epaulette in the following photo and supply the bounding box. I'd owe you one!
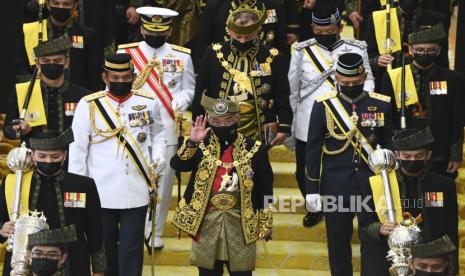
[316,91,337,102]
[171,44,191,54]
[133,90,155,99]
[84,91,106,102]
[117,42,140,49]
[368,92,391,103]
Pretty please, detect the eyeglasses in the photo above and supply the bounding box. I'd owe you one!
[31,252,62,260]
[412,47,439,55]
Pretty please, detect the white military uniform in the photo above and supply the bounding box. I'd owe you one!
[288,38,375,142]
[69,90,167,209]
[117,40,195,240]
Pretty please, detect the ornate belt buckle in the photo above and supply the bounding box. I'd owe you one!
[211,194,236,210]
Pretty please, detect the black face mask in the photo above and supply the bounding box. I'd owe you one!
[400,159,426,174]
[415,269,445,276]
[399,0,419,14]
[36,161,63,176]
[211,124,238,144]
[144,35,166,49]
[231,39,255,52]
[413,53,437,68]
[49,7,73,22]
[31,258,59,276]
[314,34,338,48]
[339,84,364,98]
[109,81,133,97]
[41,63,65,80]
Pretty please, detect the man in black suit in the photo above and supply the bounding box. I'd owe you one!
[0,129,106,276]
[361,127,458,275]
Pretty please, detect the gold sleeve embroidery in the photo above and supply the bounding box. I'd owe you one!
[177,142,198,160]
[258,204,273,239]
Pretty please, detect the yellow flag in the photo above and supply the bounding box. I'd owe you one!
[373,8,402,55]
[23,20,48,66]
[16,81,47,127]
[5,171,34,219]
[369,171,403,223]
[387,64,418,109]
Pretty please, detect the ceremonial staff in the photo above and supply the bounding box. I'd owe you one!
[174,108,185,240]
[400,54,407,129]
[16,0,45,138]
[385,0,393,70]
[148,150,161,276]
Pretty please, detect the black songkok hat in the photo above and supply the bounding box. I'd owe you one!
[336,53,365,77]
[104,53,134,72]
[410,235,456,259]
[392,127,435,150]
[29,128,74,151]
[28,225,78,249]
[33,35,72,58]
[312,1,341,26]
[408,23,446,44]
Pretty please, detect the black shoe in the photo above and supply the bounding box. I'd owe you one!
[302,211,324,228]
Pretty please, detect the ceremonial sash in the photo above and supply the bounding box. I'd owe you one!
[124,47,175,120]
[369,170,403,223]
[304,46,336,88]
[322,97,374,164]
[16,81,47,127]
[372,8,402,55]
[387,64,419,109]
[91,97,152,187]
[5,171,34,219]
[379,0,398,7]
[23,20,48,66]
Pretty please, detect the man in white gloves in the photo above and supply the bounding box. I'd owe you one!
[68,53,167,276]
[305,52,393,276]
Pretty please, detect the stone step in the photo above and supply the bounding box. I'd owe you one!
[162,211,360,244]
[141,265,360,275]
[144,238,361,271]
[269,145,296,163]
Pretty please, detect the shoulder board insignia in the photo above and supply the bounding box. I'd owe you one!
[293,38,317,51]
[133,90,155,99]
[171,44,191,54]
[117,42,140,49]
[342,38,367,49]
[368,92,391,103]
[316,91,337,102]
[84,91,106,102]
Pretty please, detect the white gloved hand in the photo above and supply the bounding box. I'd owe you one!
[152,155,166,175]
[305,194,322,212]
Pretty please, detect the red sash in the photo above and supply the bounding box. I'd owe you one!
[124,47,175,120]
[212,145,234,192]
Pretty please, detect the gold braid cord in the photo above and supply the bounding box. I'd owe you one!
[88,101,123,144]
[171,134,263,244]
[132,53,163,90]
[322,107,357,155]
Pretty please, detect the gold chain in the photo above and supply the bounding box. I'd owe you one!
[89,101,123,144]
[132,52,163,90]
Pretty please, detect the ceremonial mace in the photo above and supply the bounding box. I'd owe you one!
[385,0,394,71]
[7,143,50,276]
[174,108,185,240]
[369,146,421,276]
[148,144,161,276]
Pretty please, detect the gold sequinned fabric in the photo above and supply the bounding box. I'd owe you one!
[177,142,198,160]
[171,134,262,244]
[191,207,256,271]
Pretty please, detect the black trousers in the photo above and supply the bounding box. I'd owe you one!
[198,261,252,276]
[325,208,390,276]
[101,205,148,276]
[295,139,307,197]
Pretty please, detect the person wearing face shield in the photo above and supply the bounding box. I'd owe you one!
[288,1,374,228]
[68,53,167,276]
[360,127,458,276]
[382,23,465,179]
[171,93,273,276]
[17,0,103,92]
[409,235,457,276]
[193,0,293,148]
[116,6,195,250]
[364,0,448,90]
[0,129,106,276]
[3,35,90,144]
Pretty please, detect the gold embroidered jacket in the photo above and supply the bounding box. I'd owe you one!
[171,133,273,244]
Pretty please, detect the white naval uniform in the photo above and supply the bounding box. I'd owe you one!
[117,41,195,238]
[288,38,375,142]
[68,90,167,209]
